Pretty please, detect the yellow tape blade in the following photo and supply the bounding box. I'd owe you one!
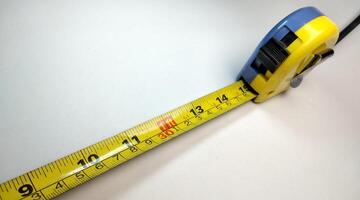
[0,80,256,200]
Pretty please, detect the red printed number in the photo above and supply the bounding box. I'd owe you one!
[157,116,177,139]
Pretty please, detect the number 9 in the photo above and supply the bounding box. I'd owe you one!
[18,184,33,197]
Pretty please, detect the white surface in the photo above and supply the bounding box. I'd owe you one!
[0,1,360,199]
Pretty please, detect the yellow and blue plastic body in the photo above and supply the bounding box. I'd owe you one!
[238,7,339,103]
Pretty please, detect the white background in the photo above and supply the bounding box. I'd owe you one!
[0,1,359,199]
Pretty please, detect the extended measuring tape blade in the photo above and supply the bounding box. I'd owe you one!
[0,6,348,199]
[0,81,256,200]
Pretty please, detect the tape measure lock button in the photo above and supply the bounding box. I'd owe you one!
[251,38,290,75]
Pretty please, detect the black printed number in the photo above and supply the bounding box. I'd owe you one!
[95,163,104,170]
[113,153,123,161]
[77,154,100,168]
[55,182,63,189]
[75,172,85,179]
[145,139,153,145]
[131,135,141,143]
[240,85,250,94]
[31,193,41,200]
[216,94,229,103]
[18,184,33,197]
[123,135,141,148]
[190,106,204,116]
[123,140,138,152]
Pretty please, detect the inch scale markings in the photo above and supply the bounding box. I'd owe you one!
[0,81,255,200]
[1,6,355,199]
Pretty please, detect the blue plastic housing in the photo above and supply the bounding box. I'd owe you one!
[237,7,324,83]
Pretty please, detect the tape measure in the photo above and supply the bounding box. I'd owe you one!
[0,7,341,200]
